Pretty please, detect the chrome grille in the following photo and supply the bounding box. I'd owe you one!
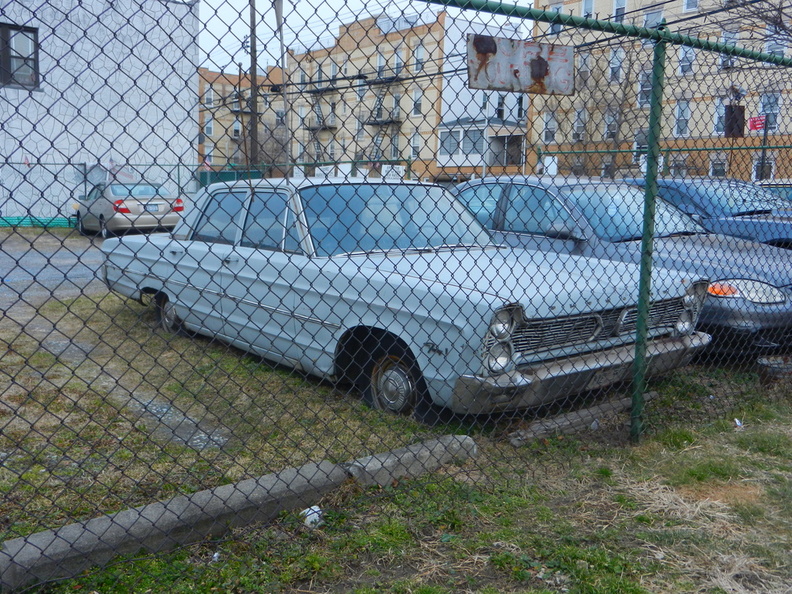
[501,298,685,357]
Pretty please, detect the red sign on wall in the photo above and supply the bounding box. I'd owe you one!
[748,115,766,131]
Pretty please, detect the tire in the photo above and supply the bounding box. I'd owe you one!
[157,295,183,334]
[99,217,114,240]
[356,339,425,415]
[76,215,90,236]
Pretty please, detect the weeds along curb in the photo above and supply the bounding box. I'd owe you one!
[0,435,477,592]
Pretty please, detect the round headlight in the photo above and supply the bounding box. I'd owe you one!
[708,279,786,305]
[489,309,515,340]
[485,342,513,374]
[682,292,699,309]
[674,310,695,336]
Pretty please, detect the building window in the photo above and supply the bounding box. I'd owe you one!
[394,47,404,74]
[390,133,400,159]
[720,30,737,69]
[204,86,214,107]
[517,96,525,120]
[439,130,461,156]
[377,52,386,77]
[604,108,618,139]
[462,129,484,154]
[204,117,214,138]
[549,4,563,35]
[577,52,591,83]
[356,78,366,100]
[413,43,425,72]
[675,100,690,136]
[766,25,785,57]
[412,88,423,116]
[204,145,214,165]
[683,0,698,11]
[543,113,557,143]
[637,71,652,107]
[411,130,420,159]
[761,92,781,131]
[609,48,624,82]
[481,91,488,110]
[573,108,588,141]
[710,158,727,177]
[392,94,401,120]
[670,156,688,177]
[298,105,305,126]
[613,0,626,23]
[633,130,648,164]
[714,98,725,134]
[315,66,324,87]
[232,117,241,138]
[581,0,593,18]
[678,46,695,75]
[1,24,38,88]
[754,155,774,181]
[275,110,285,126]
[643,10,663,28]
[330,61,338,79]
[495,94,505,119]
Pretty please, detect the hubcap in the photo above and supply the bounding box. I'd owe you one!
[374,357,415,413]
[162,301,178,330]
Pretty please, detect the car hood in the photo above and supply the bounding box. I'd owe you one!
[607,234,792,289]
[703,212,792,244]
[351,246,697,317]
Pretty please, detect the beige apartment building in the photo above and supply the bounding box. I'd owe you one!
[286,11,529,181]
[531,0,790,181]
[197,66,285,173]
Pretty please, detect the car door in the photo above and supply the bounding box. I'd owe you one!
[167,188,248,337]
[220,189,305,364]
[80,185,104,229]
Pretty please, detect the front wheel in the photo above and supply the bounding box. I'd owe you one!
[357,340,426,415]
[76,215,90,236]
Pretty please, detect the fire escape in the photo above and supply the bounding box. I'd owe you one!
[304,69,338,167]
[358,60,405,167]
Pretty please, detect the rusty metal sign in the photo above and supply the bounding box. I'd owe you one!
[467,34,575,95]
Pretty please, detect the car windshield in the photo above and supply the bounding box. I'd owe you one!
[677,180,784,217]
[558,183,703,243]
[110,184,164,198]
[299,183,492,257]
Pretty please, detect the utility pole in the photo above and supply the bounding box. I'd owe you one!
[248,0,259,169]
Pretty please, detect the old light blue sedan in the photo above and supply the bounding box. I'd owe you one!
[101,178,710,417]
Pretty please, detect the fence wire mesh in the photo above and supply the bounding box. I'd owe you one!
[2,0,792,591]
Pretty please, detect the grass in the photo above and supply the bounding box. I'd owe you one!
[1,293,792,592]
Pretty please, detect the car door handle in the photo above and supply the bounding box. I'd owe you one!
[168,249,184,256]
[223,257,239,265]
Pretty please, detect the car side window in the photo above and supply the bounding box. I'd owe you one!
[192,191,247,244]
[456,184,502,229]
[87,186,103,201]
[503,185,574,235]
[241,192,291,250]
[657,187,698,215]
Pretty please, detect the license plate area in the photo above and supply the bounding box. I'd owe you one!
[144,204,160,212]
[586,364,630,391]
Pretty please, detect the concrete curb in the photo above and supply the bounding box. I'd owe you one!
[0,435,477,592]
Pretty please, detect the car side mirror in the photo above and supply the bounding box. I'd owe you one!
[544,221,586,242]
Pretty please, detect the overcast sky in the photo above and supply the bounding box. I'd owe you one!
[198,0,413,72]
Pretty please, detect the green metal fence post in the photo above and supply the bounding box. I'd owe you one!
[632,31,668,442]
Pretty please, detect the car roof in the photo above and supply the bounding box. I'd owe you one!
[203,176,428,194]
[455,175,617,189]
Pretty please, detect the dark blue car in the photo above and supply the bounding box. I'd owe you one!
[624,177,792,249]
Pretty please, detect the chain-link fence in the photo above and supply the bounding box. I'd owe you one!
[2,0,792,590]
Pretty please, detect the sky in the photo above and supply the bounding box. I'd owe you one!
[198,0,414,72]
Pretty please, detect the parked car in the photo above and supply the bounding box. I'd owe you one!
[624,177,792,249]
[453,177,792,355]
[75,182,185,238]
[101,178,709,417]
[756,179,792,202]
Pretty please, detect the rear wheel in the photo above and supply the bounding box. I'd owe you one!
[356,339,425,415]
[156,295,183,334]
[99,217,114,240]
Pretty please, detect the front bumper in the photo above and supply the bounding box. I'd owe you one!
[698,297,792,354]
[450,331,711,414]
